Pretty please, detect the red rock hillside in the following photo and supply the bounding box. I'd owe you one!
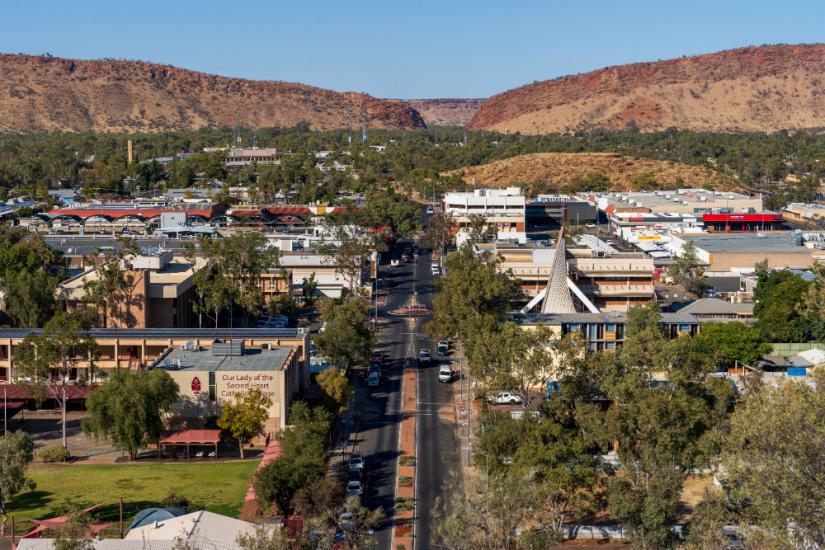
[469,44,825,134]
[0,54,426,133]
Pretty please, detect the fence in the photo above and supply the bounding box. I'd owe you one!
[770,343,825,356]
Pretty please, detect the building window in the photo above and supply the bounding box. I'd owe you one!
[605,324,615,332]
[208,371,216,402]
[679,324,691,332]
[605,342,616,350]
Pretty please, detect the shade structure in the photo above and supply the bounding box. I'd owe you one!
[158,429,221,460]
[158,430,221,445]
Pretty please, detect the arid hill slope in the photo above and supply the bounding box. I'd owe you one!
[0,54,426,133]
[403,98,484,126]
[449,152,733,191]
[469,44,825,134]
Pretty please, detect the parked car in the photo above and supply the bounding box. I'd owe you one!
[438,364,454,383]
[426,205,434,215]
[348,454,364,473]
[369,361,381,373]
[487,391,523,405]
[431,266,440,277]
[367,371,381,387]
[390,258,401,267]
[401,253,411,262]
[371,352,383,363]
[418,349,431,364]
[436,340,449,356]
[346,480,363,496]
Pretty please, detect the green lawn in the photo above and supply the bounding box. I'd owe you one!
[7,460,260,523]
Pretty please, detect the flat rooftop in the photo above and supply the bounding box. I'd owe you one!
[593,189,758,209]
[677,233,809,254]
[153,345,292,372]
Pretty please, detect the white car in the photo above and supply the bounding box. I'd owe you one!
[438,364,454,383]
[390,259,401,267]
[487,391,523,405]
[431,266,440,277]
[346,480,363,496]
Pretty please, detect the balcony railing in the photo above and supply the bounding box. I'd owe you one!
[580,284,656,297]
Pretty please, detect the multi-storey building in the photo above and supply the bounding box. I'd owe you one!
[443,187,527,245]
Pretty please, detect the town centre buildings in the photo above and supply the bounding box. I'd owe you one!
[151,339,300,432]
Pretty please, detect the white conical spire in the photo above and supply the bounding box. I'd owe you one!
[541,229,577,314]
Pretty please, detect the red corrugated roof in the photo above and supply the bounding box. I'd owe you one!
[1,384,93,400]
[158,429,222,445]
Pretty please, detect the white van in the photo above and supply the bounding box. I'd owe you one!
[438,364,453,383]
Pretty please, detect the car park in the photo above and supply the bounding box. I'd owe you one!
[487,391,523,405]
[418,349,431,364]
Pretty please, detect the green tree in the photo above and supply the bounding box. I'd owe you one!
[301,272,319,308]
[692,322,771,367]
[428,246,520,359]
[802,260,825,339]
[354,190,421,237]
[423,210,454,259]
[80,240,143,328]
[314,298,375,370]
[668,240,705,297]
[52,508,94,550]
[198,232,280,323]
[16,312,98,449]
[753,266,813,342]
[253,403,331,514]
[434,475,538,550]
[0,431,35,534]
[321,229,379,293]
[315,367,354,415]
[468,322,554,407]
[82,369,180,459]
[0,229,64,327]
[722,373,825,547]
[217,388,273,459]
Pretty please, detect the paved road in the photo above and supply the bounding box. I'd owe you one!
[345,239,420,549]
[343,239,459,550]
[411,250,460,550]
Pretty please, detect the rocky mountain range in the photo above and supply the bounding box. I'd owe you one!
[402,98,484,127]
[469,44,825,134]
[0,54,425,133]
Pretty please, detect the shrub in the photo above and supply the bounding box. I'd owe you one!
[40,445,71,463]
[399,455,416,466]
[398,475,412,487]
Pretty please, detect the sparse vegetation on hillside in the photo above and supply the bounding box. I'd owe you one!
[449,152,733,192]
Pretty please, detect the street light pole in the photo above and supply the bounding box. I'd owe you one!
[3,387,7,435]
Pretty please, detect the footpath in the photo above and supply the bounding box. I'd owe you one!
[392,363,417,550]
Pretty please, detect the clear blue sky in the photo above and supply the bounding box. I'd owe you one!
[3,0,825,98]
